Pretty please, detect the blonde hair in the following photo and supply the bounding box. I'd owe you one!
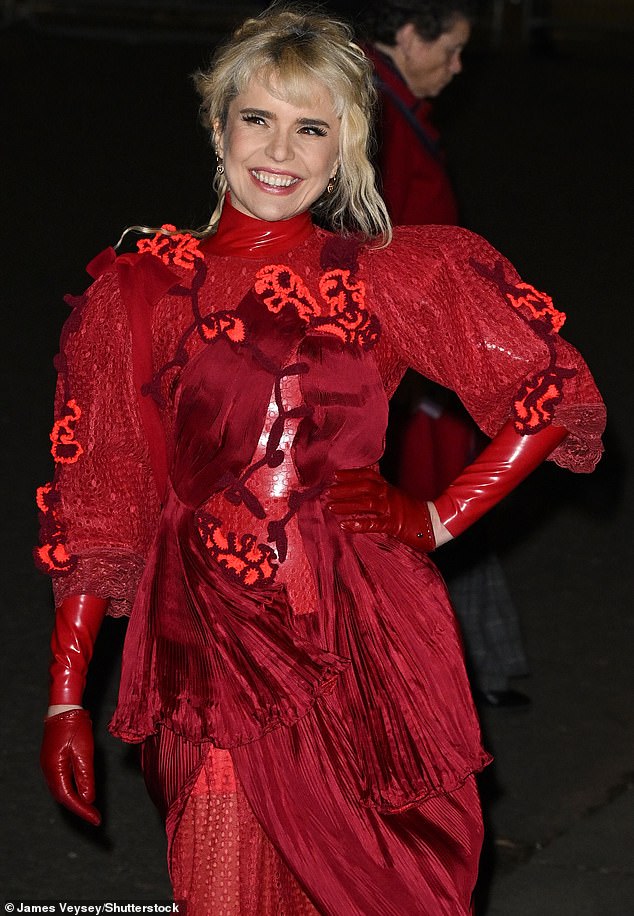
[194,5,392,243]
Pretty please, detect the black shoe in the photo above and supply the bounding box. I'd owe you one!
[475,689,531,709]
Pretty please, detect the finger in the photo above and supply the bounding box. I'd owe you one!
[339,517,385,533]
[327,499,381,515]
[48,757,101,825]
[333,467,381,483]
[327,482,385,505]
[73,746,96,806]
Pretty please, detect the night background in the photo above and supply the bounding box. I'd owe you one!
[2,1,633,912]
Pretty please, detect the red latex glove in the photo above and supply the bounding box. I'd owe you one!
[327,420,567,549]
[41,594,107,825]
[40,708,101,825]
[326,467,435,551]
[434,420,567,537]
[48,593,108,706]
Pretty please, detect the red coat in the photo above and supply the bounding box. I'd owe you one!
[366,45,459,226]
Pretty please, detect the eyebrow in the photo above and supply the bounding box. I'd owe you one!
[239,108,332,129]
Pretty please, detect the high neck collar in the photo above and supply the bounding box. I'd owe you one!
[201,196,316,259]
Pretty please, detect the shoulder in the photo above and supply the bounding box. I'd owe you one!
[75,227,196,314]
[364,225,516,286]
[379,224,504,260]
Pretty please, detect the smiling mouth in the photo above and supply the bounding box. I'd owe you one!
[251,170,301,188]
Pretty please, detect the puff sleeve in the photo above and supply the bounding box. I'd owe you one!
[370,225,605,473]
[35,253,167,617]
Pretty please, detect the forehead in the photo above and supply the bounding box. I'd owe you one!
[231,71,340,119]
[436,16,471,46]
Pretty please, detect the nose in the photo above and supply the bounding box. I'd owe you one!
[265,127,294,163]
[449,50,463,75]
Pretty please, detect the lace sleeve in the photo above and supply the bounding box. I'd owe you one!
[370,225,606,473]
[35,265,162,617]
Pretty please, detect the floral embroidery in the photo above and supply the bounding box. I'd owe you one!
[506,281,566,332]
[255,265,320,320]
[470,257,575,436]
[196,511,278,587]
[470,259,566,333]
[137,224,204,270]
[50,399,84,464]
[199,310,246,344]
[313,268,380,348]
[513,368,571,433]
[254,263,379,349]
[34,482,76,575]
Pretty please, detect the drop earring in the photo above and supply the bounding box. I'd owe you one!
[216,158,225,175]
[326,173,337,194]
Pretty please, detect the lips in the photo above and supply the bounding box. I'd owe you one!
[250,169,301,190]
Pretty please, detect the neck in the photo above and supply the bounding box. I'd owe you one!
[201,195,316,259]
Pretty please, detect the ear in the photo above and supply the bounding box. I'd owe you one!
[394,22,419,54]
[212,118,224,159]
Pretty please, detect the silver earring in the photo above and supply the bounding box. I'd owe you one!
[216,159,225,175]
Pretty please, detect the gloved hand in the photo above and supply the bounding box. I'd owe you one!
[326,467,435,552]
[41,708,101,825]
[327,420,567,549]
[41,593,107,825]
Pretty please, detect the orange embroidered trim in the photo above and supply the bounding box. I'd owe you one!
[50,399,84,465]
[470,257,575,435]
[470,258,566,334]
[36,481,53,513]
[196,512,278,587]
[314,268,380,348]
[506,282,566,333]
[35,540,75,574]
[199,310,246,344]
[34,482,76,575]
[255,263,379,348]
[254,265,319,320]
[513,370,566,433]
[137,224,204,270]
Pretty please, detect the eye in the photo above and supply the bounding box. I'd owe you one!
[298,125,328,137]
[241,113,267,126]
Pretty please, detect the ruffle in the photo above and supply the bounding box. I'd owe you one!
[52,549,146,618]
[109,487,349,746]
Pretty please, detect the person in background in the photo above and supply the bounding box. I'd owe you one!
[362,0,476,226]
[37,8,604,914]
[364,0,533,708]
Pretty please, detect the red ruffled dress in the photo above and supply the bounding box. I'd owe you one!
[36,200,605,915]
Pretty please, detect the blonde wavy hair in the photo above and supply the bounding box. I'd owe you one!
[194,5,392,243]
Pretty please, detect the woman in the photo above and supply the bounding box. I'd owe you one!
[37,8,605,915]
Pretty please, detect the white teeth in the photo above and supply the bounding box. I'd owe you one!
[251,170,299,188]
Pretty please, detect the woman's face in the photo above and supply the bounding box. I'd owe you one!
[216,75,341,223]
[394,16,471,99]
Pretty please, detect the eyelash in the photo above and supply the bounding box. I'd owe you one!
[240,114,327,137]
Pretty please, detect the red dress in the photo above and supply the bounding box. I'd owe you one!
[36,202,605,914]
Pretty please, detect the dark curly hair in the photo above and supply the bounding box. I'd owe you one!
[362,0,478,46]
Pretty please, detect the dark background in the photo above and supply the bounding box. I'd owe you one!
[2,1,633,910]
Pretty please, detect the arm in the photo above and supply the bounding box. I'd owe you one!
[327,420,566,551]
[37,261,164,824]
[329,227,604,546]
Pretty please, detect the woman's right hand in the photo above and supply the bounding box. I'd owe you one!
[41,708,101,825]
